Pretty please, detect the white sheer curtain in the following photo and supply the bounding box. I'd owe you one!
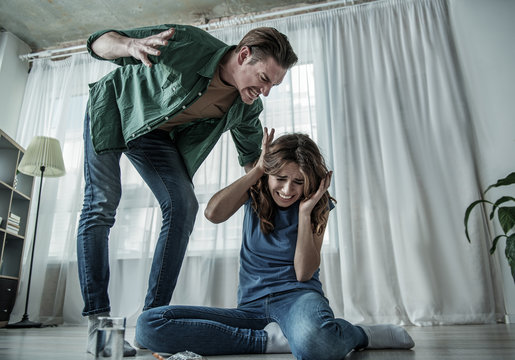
[12,0,505,328]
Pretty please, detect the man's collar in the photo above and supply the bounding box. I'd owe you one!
[197,45,236,78]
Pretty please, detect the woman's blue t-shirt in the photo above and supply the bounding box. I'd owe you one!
[237,197,325,305]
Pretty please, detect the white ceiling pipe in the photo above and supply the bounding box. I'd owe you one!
[20,0,357,62]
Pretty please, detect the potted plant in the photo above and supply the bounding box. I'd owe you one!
[464,172,515,281]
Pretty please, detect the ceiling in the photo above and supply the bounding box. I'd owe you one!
[0,0,332,52]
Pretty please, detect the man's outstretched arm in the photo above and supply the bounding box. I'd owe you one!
[91,28,175,67]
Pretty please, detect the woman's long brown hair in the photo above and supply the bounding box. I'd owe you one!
[250,133,335,235]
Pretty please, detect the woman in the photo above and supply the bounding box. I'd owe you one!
[135,129,414,359]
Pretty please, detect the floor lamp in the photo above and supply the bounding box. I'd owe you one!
[7,136,65,328]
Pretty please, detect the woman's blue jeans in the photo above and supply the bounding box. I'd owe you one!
[135,289,368,360]
[77,112,199,316]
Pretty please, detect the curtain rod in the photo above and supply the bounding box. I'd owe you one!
[199,0,355,30]
[20,0,359,62]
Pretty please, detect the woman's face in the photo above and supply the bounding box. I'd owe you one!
[267,162,305,208]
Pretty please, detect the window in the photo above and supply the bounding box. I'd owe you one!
[46,62,332,260]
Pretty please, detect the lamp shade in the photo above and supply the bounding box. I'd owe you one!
[18,136,66,177]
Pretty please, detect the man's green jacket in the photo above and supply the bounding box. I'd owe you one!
[87,24,263,179]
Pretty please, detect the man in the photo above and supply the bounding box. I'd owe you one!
[77,24,297,356]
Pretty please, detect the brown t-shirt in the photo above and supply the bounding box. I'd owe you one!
[159,65,239,131]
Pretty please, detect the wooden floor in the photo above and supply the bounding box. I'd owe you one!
[0,323,514,359]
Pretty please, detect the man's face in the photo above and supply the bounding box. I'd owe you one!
[233,47,287,105]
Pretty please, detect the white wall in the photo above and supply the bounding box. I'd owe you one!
[0,32,31,139]
[448,0,515,322]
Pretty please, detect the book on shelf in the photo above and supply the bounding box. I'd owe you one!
[7,221,20,229]
[8,212,21,223]
[6,225,19,235]
[6,213,21,234]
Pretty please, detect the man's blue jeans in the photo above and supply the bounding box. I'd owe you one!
[135,289,368,360]
[77,112,199,316]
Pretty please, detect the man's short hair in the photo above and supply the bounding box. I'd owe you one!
[235,27,298,69]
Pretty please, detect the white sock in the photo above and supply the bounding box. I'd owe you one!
[87,313,137,357]
[264,322,291,353]
[358,324,415,349]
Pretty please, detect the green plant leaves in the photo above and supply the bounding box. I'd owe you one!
[498,206,515,234]
[465,172,515,283]
[485,172,515,193]
[490,196,515,219]
[464,199,492,242]
[490,234,506,254]
[506,234,515,281]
